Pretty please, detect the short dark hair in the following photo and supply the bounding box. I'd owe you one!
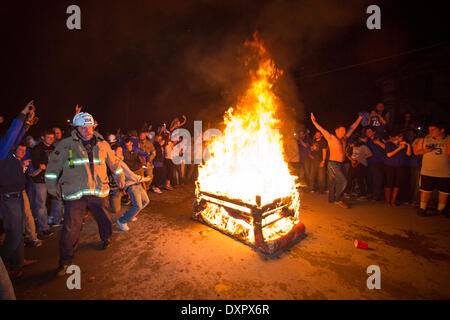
[128,130,138,137]
[429,121,446,131]
[334,125,345,131]
[124,137,132,144]
[16,142,27,148]
[41,130,55,137]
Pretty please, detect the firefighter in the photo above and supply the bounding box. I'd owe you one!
[45,112,125,276]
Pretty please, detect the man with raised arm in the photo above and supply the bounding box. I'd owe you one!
[310,113,362,208]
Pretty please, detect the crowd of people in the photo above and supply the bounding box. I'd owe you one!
[286,103,449,216]
[0,100,448,300]
[0,101,198,299]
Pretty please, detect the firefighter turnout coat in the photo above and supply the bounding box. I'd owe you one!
[45,130,125,201]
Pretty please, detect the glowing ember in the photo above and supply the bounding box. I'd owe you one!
[194,33,303,251]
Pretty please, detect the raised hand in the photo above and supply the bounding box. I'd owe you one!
[310,113,316,122]
[21,100,35,114]
[75,104,82,115]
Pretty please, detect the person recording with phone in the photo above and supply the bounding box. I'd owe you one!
[0,100,39,284]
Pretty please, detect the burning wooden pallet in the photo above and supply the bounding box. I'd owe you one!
[193,190,305,255]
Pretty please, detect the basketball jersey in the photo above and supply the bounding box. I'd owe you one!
[420,135,450,178]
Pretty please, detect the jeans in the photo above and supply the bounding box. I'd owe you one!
[298,159,310,185]
[118,184,149,223]
[327,161,347,203]
[60,196,113,266]
[184,164,198,182]
[174,163,184,185]
[22,190,38,241]
[50,197,63,224]
[345,164,369,196]
[109,189,122,214]
[309,160,326,192]
[0,257,15,300]
[26,178,35,213]
[143,166,154,190]
[0,196,24,270]
[33,183,50,232]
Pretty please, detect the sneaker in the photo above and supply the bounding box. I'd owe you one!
[51,220,64,228]
[417,208,427,216]
[23,258,38,267]
[8,269,24,279]
[102,239,112,250]
[335,201,349,209]
[56,265,69,277]
[152,186,163,194]
[165,185,174,191]
[25,239,43,248]
[116,220,129,231]
[37,229,54,240]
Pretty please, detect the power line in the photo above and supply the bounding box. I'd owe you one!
[297,41,449,80]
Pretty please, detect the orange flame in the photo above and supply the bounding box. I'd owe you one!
[196,33,300,243]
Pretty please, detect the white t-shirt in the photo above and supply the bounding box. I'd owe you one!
[421,135,450,178]
[351,145,371,167]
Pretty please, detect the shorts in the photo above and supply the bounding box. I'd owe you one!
[384,165,405,188]
[419,175,450,194]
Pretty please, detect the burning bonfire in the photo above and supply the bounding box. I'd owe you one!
[193,34,305,255]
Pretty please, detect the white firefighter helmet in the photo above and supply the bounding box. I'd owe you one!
[72,112,96,127]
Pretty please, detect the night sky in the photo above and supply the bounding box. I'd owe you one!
[1,0,448,137]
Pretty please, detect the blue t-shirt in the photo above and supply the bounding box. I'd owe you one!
[384,142,409,167]
[369,115,386,136]
[365,138,385,164]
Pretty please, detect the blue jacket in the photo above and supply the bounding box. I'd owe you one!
[0,113,26,160]
[119,136,150,163]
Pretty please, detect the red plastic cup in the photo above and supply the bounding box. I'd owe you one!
[354,240,369,249]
